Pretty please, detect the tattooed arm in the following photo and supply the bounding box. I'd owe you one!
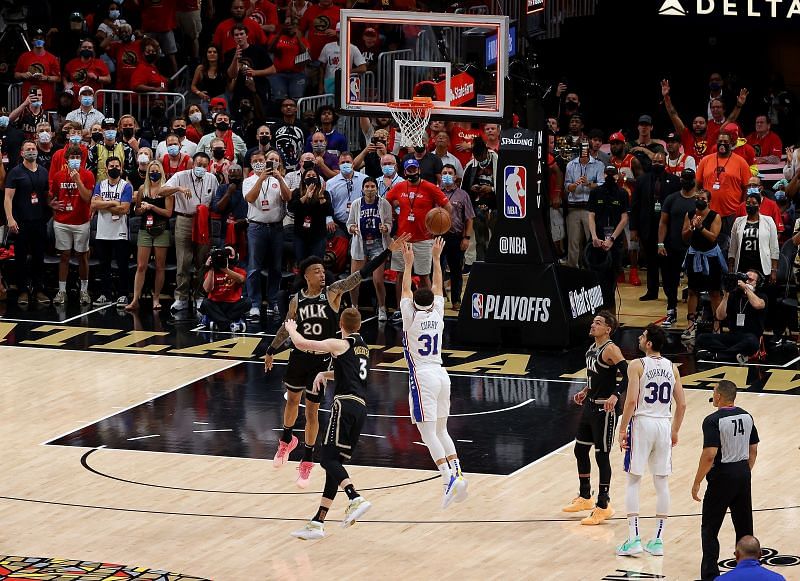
[264,294,298,371]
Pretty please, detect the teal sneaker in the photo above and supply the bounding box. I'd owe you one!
[616,537,643,556]
[644,538,664,556]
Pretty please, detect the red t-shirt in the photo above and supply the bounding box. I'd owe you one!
[680,126,711,160]
[706,118,724,145]
[299,4,340,60]
[270,34,307,73]
[63,58,110,96]
[208,267,246,302]
[251,0,280,32]
[140,0,177,32]
[735,197,784,233]
[110,40,143,91]
[176,0,200,10]
[449,125,483,167]
[696,153,751,217]
[130,63,168,92]
[746,131,783,159]
[50,168,95,225]
[15,50,61,110]
[213,18,268,54]
[49,144,89,181]
[385,179,449,242]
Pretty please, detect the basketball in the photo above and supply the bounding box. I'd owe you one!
[425,208,451,235]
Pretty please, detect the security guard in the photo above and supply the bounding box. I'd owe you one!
[691,380,760,580]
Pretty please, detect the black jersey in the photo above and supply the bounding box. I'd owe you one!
[585,340,618,399]
[294,289,339,347]
[332,334,369,399]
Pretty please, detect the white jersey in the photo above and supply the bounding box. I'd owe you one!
[635,355,676,419]
[401,295,445,369]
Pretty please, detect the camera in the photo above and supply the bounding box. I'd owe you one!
[723,272,749,292]
[210,248,229,270]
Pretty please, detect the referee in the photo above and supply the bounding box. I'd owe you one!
[691,380,760,581]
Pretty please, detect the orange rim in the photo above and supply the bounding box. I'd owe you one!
[387,97,434,112]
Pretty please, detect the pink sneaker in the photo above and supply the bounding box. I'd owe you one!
[273,435,298,468]
[296,461,314,488]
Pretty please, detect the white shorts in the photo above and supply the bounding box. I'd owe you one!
[54,221,91,253]
[408,365,451,423]
[624,416,672,476]
[391,239,433,274]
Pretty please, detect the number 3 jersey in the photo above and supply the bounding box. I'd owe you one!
[636,355,676,419]
[401,295,445,368]
[332,334,370,399]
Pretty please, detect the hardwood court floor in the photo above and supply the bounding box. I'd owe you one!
[1,346,798,580]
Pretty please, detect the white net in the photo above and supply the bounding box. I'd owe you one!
[388,99,433,148]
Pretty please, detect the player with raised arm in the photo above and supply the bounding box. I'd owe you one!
[265,233,410,488]
[617,324,687,557]
[401,238,467,508]
[285,307,373,540]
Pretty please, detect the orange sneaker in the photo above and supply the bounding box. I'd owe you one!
[273,435,298,468]
[629,267,641,286]
[562,496,595,513]
[580,505,615,525]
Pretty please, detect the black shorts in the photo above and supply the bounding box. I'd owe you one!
[576,402,618,453]
[323,395,367,461]
[284,349,332,404]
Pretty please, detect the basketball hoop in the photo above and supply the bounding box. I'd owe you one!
[387,97,434,148]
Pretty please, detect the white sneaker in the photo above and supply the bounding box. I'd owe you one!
[342,496,372,528]
[170,299,189,312]
[291,520,325,540]
[53,289,67,305]
[93,294,111,307]
[442,475,459,509]
[79,290,91,305]
[378,307,387,321]
[453,475,468,503]
[116,295,129,308]
[195,297,203,311]
[249,306,260,319]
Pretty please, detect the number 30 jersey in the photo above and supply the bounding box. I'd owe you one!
[636,355,676,419]
[401,296,445,368]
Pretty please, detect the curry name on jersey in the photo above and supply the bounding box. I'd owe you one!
[402,296,445,368]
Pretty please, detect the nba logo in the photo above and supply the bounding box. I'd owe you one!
[349,74,361,102]
[472,293,484,319]
[503,166,527,219]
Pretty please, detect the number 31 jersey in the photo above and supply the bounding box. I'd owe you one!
[636,355,676,419]
[401,296,445,368]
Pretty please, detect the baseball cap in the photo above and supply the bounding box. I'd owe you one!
[774,178,790,191]
[32,28,45,38]
[609,131,626,143]
[102,117,116,128]
[69,12,83,21]
[404,158,420,170]
[665,131,680,142]
[638,114,653,125]
[680,168,696,180]
[210,96,227,109]
[605,165,619,175]
[78,85,94,95]
[363,27,378,37]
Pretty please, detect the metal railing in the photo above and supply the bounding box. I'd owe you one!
[95,90,186,122]
[170,65,190,98]
[377,49,413,102]
[6,82,22,111]
[297,93,335,120]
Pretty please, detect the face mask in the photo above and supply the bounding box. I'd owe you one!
[651,164,665,175]
[212,148,225,160]
[717,142,730,155]
[144,53,158,64]
[695,199,708,211]
[381,165,395,176]
[189,112,202,123]
[478,158,490,168]
[23,150,38,162]
[745,204,759,216]
[67,158,81,170]
[122,127,134,139]
[151,107,165,117]
[0,117,7,130]
[38,131,51,144]
[167,144,180,156]
[680,178,695,190]
[69,135,82,145]
[709,81,721,91]
[107,167,121,179]
[252,161,266,172]
[312,143,326,152]
[216,122,229,132]
[80,49,93,59]
[339,162,353,174]
[747,187,761,196]
[137,154,149,164]
[31,100,42,109]
[304,177,319,187]
[193,166,207,178]
[229,178,243,186]
[81,96,94,107]
[775,191,787,202]
[109,9,121,19]
[33,39,45,48]
[240,104,251,114]
[104,129,117,141]
[174,127,186,137]
[91,132,103,143]
[407,173,420,183]
[441,174,454,186]
[259,135,271,146]
[302,160,314,171]
[149,171,162,182]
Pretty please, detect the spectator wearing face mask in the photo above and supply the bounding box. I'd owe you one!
[33,122,55,171]
[50,122,89,181]
[244,125,274,173]
[141,99,171,144]
[208,138,233,183]
[305,106,348,155]
[197,112,246,165]
[729,191,779,285]
[65,86,106,134]
[289,168,334,262]
[377,153,404,199]
[160,133,194,180]
[129,148,154,192]
[107,22,141,92]
[9,87,49,141]
[131,38,169,93]
[326,152,368,236]
[462,137,499,264]
[401,142,443,186]
[439,164,473,311]
[185,105,210,144]
[87,118,136,182]
[772,182,794,245]
[118,115,152,156]
[155,118,196,159]
[63,42,111,106]
[307,131,339,179]
[0,115,24,169]
[211,163,249,250]
[14,28,61,110]
[735,176,783,237]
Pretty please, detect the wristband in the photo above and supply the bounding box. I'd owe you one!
[657,242,665,248]
[266,345,277,356]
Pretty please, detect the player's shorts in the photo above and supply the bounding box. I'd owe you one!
[624,415,672,476]
[391,239,433,274]
[323,395,367,460]
[408,365,450,423]
[283,349,332,404]
[575,401,617,453]
[54,221,90,253]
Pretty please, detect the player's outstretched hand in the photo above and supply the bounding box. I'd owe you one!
[284,319,297,333]
[402,242,414,266]
[388,232,412,253]
[432,236,445,259]
[312,372,327,395]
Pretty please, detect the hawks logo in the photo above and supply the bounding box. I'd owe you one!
[122,50,139,67]
[28,63,45,76]
[71,67,88,84]
[313,15,332,32]
[753,144,762,157]
[694,138,708,157]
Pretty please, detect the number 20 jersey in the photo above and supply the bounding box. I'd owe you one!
[636,355,676,419]
[401,296,445,368]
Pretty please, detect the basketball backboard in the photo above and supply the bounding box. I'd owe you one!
[338,10,509,121]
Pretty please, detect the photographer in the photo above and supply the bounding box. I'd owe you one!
[696,270,767,363]
[199,247,249,332]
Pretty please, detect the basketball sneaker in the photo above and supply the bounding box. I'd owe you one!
[616,537,643,556]
[644,538,664,556]
[53,289,67,305]
[296,461,314,488]
[442,475,460,509]
[453,475,468,503]
[342,496,372,528]
[273,435,298,468]
[580,505,615,525]
[562,496,595,512]
[291,520,325,540]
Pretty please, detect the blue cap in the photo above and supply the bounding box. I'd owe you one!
[404,158,420,170]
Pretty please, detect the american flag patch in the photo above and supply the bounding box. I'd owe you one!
[477,94,497,109]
